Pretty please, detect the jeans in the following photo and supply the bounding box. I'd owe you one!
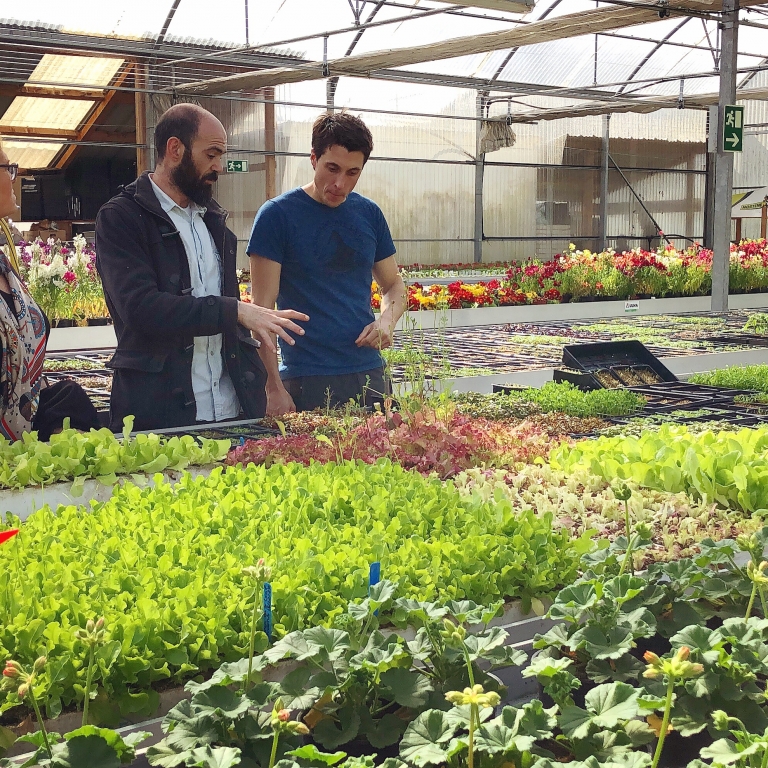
[283,366,389,412]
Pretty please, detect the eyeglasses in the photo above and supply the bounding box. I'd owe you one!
[0,164,18,182]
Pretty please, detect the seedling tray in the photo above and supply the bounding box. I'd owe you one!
[552,369,602,391]
[702,333,768,347]
[562,340,678,382]
[145,419,279,446]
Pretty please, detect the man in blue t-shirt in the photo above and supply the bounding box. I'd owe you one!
[247,112,407,416]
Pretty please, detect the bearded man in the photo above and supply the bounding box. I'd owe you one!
[96,104,307,431]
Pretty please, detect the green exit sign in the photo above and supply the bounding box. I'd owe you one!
[226,160,249,172]
[723,105,744,152]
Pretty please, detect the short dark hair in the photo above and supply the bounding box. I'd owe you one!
[155,105,203,161]
[311,112,373,164]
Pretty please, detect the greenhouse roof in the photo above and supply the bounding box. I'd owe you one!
[1,0,768,164]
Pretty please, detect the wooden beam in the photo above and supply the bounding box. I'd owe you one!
[0,84,107,100]
[55,61,135,170]
[0,125,78,138]
[83,130,137,143]
[134,63,148,174]
[175,0,750,95]
[264,87,276,200]
[436,0,532,12]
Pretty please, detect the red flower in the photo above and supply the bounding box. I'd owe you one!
[0,529,19,545]
[63,271,77,284]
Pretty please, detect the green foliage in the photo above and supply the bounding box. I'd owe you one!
[453,383,645,421]
[0,461,582,722]
[0,417,229,491]
[743,314,768,336]
[153,588,523,759]
[690,365,768,393]
[550,423,768,513]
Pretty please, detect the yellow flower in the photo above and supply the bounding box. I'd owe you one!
[445,684,501,710]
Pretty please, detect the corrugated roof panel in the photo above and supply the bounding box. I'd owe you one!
[1,97,95,131]
[28,54,123,87]
[1,139,63,169]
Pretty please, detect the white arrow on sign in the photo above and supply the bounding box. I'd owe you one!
[726,134,740,148]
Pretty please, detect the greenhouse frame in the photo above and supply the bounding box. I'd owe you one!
[1,0,766,293]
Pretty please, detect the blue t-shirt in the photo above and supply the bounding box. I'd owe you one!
[247,188,396,379]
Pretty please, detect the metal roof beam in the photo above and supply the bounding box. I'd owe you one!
[173,0,751,95]
[506,84,768,121]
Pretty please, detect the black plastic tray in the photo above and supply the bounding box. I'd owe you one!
[562,340,678,382]
[552,369,602,391]
[702,333,768,347]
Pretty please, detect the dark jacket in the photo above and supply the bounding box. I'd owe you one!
[95,172,266,432]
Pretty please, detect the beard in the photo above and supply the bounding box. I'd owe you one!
[171,147,217,206]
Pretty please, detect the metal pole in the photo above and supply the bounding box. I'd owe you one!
[703,105,717,249]
[599,114,610,251]
[245,0,249,47]
[711,0,739,312]
[474,93,485,264]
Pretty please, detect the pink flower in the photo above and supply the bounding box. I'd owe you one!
[63,271,77,284]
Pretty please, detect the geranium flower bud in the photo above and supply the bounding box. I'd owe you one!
[33,656,46,673]
[17,683,28,699]
[643,651,660,665]
[3,660,22,678]
[712,710,729,731]
[277,709,290,722]
[676,647,690,662]
[86,620,95,633]
[293,722,310,736]
[643,667,661,679]
[95,618,105,631]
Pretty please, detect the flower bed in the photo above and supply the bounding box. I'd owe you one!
[0,461,582,723]
[14,236,109,324]
[373,240,768,309]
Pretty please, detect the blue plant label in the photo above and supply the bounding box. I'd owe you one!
[263,582,273,644]
[369,561,381,592]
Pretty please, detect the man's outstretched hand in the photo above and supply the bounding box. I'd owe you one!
[237,302,308,353]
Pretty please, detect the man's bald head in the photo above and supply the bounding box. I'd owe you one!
[152,103,227,206]
[155,104,224,161]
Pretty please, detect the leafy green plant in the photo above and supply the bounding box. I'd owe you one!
[697,709,768,768]
[0,462,583,723]
[743,314,768,336]
[459,384,645,420]
[690,365,768,393]
[550,424,768,514]
[0,416,228,491]
[147,587,524,764]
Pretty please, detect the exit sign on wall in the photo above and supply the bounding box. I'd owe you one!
[226,160,249,172]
